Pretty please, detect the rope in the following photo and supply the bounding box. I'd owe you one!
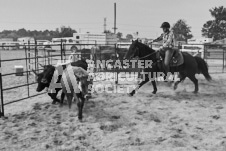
[138,51,157,60]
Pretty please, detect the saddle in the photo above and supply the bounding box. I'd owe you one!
[156,48,184,68]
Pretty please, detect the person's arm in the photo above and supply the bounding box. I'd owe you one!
[153,34,163,42]
[163,32,174,48]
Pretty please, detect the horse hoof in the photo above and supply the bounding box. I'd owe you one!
[174,84,178,90]
[86,95,92,100]
[152,91,157,94]
[127,93,133,97]
[78,117,83,122]
[193,91,198,94]
[52,101,57,105]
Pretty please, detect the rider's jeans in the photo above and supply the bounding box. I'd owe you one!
[162,47,174,74]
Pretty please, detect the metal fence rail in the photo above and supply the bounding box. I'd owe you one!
[0,41,66,117]
[0,41,122,117]
[203,44,226,73]
[1,41,225,117]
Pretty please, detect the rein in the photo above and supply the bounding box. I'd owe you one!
[138,51,157,59]
[137,46,157,60]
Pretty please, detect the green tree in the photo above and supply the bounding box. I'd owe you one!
[0,26,77,40]
[104,30,112,33]
[172,19,193,42]
[59,26,77,37]
[201,6,226,40]
[126,34,133,40]
[116,32,123,39]
[17,28,27,37]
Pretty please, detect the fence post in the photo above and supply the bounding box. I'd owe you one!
[60,39,63,62]
[24,44,31,75]
[27,42,31,75]
[94,41,97,72]
[178,42,182,50]
[0,50,4,117]
[225,49,226,71]
[43,47,46,66]
[48,49,51,65]
[223,46,225,71]
[115,44,118,84]
[35,40,39,73]
[25,45,30,98]
[203,44,207,61]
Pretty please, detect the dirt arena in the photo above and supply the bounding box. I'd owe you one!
[0,72,226,151]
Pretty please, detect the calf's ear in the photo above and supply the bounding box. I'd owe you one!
[32,69,38,75]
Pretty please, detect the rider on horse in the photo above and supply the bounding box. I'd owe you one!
[153,22,175,76]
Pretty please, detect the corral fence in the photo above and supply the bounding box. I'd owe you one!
[1,41,225,117]
[203,44,226,73]
[0,41,132,117]
[151,43,226,73]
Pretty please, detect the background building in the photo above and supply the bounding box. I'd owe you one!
[73,33,117,46]
[187,38,213,44]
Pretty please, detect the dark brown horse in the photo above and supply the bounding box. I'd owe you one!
[124,40,212,96]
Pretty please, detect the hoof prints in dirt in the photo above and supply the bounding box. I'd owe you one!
[1,75,226,151]
[100,123,121,132]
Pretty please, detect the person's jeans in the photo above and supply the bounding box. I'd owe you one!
[162,48,174,75]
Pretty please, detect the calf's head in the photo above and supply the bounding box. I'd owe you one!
[33,65,56,92]
[78,75,93,99]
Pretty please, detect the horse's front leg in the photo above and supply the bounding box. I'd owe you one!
[151,80,157,94]
[128,73,150,96]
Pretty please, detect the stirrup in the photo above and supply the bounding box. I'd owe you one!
[172,57,177,63]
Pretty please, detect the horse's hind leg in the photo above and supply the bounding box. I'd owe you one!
[151,80,157,94]
[188,75,199,93]
[174,73,186,90]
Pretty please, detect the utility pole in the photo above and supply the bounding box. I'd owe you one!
[112,3,117,34]
[104,18,107,33]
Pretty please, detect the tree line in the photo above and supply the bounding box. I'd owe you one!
[0,26,77,41]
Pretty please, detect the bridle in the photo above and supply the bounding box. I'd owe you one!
[133,44,157,60]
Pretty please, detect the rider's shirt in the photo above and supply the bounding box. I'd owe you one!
[153,30,175,48]
[162,30,175,48]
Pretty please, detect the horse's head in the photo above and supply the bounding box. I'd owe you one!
[124,39,156,61]
[124,39,140,60]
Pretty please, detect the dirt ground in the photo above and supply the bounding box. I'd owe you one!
[0,72,226,151]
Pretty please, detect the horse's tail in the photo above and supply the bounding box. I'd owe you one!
[194,56,212,81]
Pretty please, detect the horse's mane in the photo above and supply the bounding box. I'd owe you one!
[136,41,155,53]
